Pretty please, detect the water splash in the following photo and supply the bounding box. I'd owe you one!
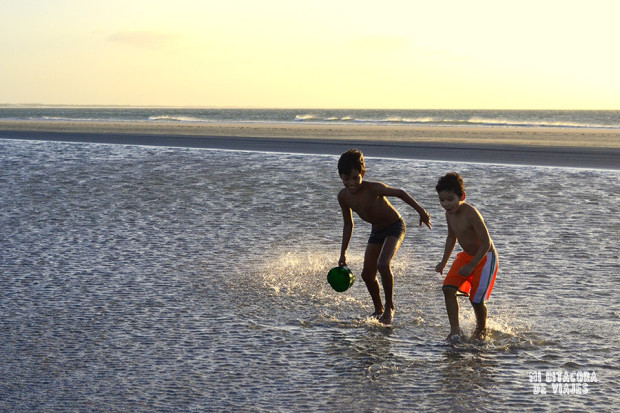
[258,249,364,307]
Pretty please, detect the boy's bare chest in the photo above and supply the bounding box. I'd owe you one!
[348,192,383,214]
[447,215,473,237]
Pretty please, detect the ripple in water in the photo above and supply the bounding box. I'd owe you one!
[0,140,618,411]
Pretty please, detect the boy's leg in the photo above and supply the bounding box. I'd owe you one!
[376,235,403,324]
[443,286,462,339]
[361,242,384,317]
[471,302,487,340]
[469,250,496,340]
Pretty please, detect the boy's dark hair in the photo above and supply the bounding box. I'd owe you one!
[338,149,366,176]
[436,172,465,197]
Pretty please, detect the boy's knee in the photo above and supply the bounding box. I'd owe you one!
[361,268,377,283]
[376,260,391,275]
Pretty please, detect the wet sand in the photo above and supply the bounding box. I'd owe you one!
[1,120,619,169]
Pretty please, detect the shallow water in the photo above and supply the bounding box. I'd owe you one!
[1,140,618,411]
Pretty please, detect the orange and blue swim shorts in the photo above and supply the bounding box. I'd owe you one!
[443,249,498,304]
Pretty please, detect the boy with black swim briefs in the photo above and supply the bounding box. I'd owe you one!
[337,149,432,325]
[435,172,498,341]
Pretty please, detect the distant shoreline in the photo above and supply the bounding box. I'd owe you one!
[1,120,619,169]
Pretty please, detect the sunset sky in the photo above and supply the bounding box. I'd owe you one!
[2,0,619,109]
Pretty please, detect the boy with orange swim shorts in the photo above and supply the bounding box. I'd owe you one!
[435,172,498,341]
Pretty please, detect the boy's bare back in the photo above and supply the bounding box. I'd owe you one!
[338,181,401,228]
[337,148,431,325]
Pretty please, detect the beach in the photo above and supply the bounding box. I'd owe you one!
[1,119,619,169]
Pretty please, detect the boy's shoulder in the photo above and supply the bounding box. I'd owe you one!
[337,186,356,203]
[363,180,387,191]
[447,202,477,218]
[461,202,487,221]
[462,202,477,211]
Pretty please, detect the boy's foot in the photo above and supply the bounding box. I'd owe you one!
[472,327,487,341]
[370,310,384,320]
[378,308,394,325]
[446,329,464,343]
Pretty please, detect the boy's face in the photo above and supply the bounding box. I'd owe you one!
[438,190,464,214]
[340,168,363,193]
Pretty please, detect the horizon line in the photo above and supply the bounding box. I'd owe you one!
[1,104,619,111]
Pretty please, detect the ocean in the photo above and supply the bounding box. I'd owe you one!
[1,122,618,411]
[1,106,620,130]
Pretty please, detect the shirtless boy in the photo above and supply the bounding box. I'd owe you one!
[337,149,431,324]
[435,172,498,341]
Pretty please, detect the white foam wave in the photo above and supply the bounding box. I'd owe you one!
[148,115,205,122]
[294,114,319,121]
[39,116,102,122]
[383,116,437,124]
[293,113,619,129]
[467,116,613,129]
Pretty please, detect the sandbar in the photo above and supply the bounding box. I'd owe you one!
[1,120,619,169]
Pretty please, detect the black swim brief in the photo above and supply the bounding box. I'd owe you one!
[368,217,406,244]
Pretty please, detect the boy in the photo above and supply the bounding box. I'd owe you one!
[337,149,432,325]
[435,172,498,341]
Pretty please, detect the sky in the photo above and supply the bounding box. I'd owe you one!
[1,0,620,109]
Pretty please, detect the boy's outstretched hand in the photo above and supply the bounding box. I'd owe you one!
[435,262,446,275]
[419,211,432,229]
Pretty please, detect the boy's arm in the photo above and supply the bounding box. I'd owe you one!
[338,194,354,266]
[436,224,456,274]
[377,184,432,229]
[458,208,492,277]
